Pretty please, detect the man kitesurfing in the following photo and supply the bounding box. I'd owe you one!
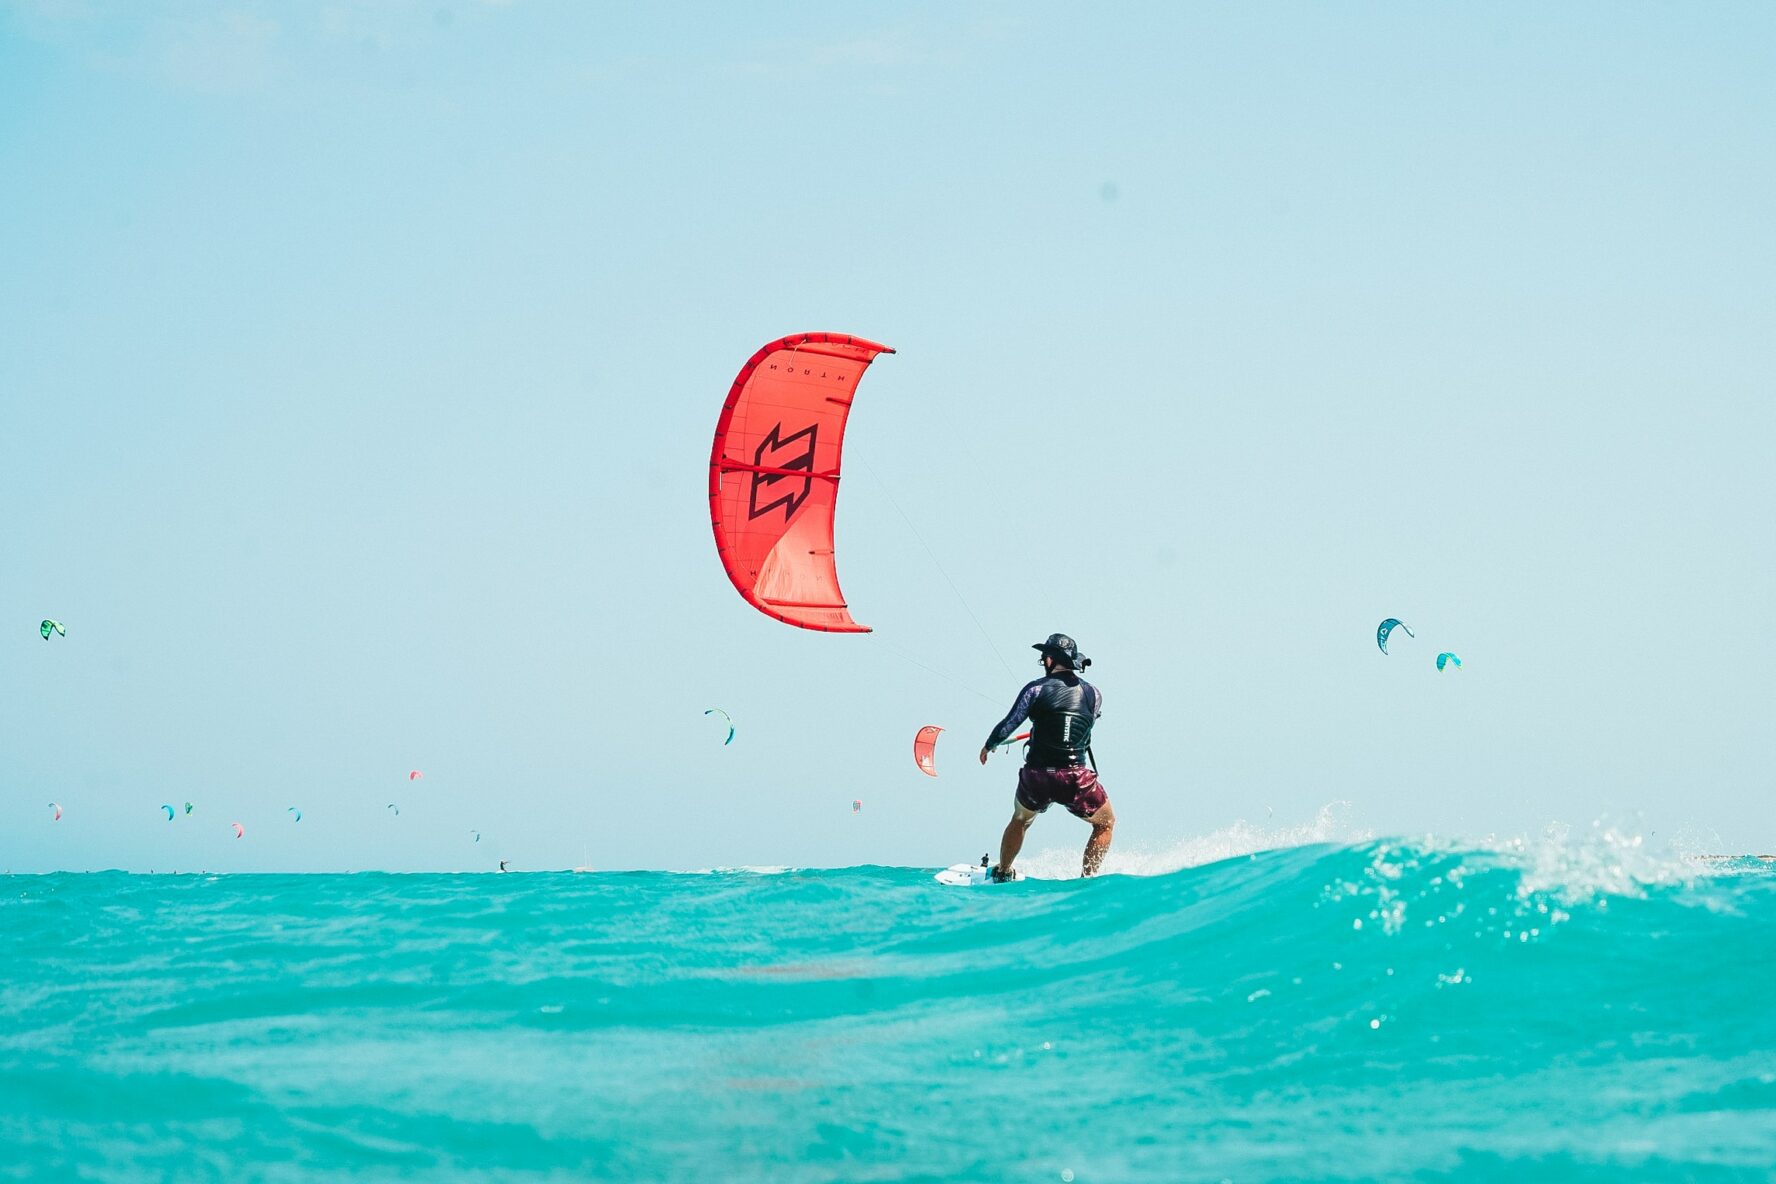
[979,633,1115,880]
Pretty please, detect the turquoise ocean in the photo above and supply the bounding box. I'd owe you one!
[5,834,1775,1182]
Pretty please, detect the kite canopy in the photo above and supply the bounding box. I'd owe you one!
[1437,652,1462,672]
[231,822,245,839]
[288,807,303,822]
[709,333,894,633]
[161,804,175,821]
[48,802,61,821]
[40,619,64,640]
[705,708,736,745]
[1377,618,1414,655]
[409,770,423,782]
[914,726,943,778]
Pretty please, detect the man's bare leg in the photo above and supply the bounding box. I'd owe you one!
[997,804,1037,879]
[1082,801,1116,876]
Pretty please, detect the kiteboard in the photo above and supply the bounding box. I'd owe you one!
[935,858,1021,886]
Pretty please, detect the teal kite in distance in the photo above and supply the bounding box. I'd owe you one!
[161,804,175,821]
[388,804,400,816]
[1377,618,1414,655]
[288,807,302,822]
[705,708,735,745]
[184,802,194,815]
[1437,652,1462,672]
[40,619,64,640]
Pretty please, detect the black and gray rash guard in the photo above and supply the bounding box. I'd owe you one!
[984,674,1101,768]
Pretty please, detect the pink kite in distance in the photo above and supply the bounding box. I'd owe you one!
[231,822,245,839]
[913,726,943,778]
[409,770,423,781]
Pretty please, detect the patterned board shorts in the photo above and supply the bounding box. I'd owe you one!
[1015,765,1108,820]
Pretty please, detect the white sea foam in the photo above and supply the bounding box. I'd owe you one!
[1454,818,1697,904]
[683,865,798,876]
[1013,801,1370,880]
[1011,804,1718,904]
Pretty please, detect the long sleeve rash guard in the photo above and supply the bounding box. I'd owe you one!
[984,673,1101,767]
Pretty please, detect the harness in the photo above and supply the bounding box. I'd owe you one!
[1026,675,1098,767]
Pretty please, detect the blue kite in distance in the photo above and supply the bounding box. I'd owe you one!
[1377,618,1414,655]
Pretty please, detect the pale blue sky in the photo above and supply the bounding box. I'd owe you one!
[4,2,1772,872]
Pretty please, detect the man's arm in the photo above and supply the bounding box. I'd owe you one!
[979,682,1040,764]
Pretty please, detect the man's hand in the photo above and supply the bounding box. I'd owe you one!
[978,746,991,766]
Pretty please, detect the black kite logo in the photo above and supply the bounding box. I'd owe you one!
[747,422,818,521]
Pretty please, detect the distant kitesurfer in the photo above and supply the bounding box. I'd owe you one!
[979,633,1114,879]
